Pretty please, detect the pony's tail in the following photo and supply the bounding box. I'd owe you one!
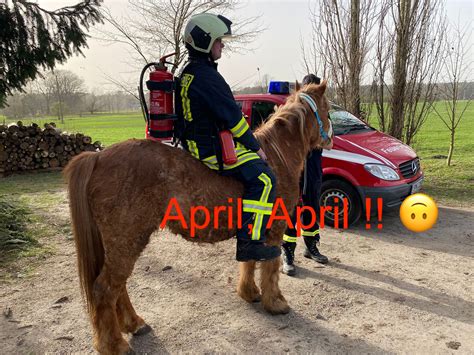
[63,152,103,315]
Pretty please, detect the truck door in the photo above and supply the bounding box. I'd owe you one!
[251,101,277,130]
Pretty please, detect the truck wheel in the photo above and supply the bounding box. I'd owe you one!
[320,180,361,227]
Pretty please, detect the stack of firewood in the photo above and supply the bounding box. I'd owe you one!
[0,122,103,176]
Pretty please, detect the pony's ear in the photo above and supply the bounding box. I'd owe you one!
[319,80,327,93]
[295,80,301,91]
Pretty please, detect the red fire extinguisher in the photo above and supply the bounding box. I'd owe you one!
[219,130,238,165]
[139,53,177,141]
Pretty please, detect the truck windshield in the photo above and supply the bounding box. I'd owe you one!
[329,105,373,135]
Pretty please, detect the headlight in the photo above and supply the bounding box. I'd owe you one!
[364,164,400,181]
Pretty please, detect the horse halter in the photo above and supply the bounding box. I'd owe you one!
[299,92,331,141]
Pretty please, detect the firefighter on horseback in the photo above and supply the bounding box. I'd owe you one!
[175,13,280,262]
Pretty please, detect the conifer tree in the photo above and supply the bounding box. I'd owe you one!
[0,0,103,107]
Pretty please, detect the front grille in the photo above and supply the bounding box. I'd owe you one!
[399,158,421,179]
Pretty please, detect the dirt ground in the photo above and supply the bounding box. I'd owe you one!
[1,194,473,354]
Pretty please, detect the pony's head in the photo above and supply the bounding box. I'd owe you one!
[287,80,331,150]
[255,81,331,171]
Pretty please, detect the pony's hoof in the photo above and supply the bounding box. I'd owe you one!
[133,323,152,336]
[237,287,262,303]
[263,298,291,315]
[237,283,262,303]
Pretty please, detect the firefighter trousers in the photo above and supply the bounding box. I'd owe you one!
[283,149,323,244]
[221,160,276,242]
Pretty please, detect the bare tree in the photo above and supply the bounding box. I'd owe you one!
[83,93,103,114]
[372,0,392,132]
[0,0,102,107]
[1,82,44,118]
[432,22,472,166]
[38,70,85,122]
[397,0,444,144]
[1,83,142,117]
[348,0,361,116]
[304,0,377,116]
[372,0,445,143]
[300,32,328,81]
[97,0,265,97]
[34,77,55,115]
[98,91,139,112]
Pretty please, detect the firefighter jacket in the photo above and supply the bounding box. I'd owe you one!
[176,55,261,170]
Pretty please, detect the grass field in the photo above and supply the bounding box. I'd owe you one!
[1,112,146,146]
[366,101,474,206]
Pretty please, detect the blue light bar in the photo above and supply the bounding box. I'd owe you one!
[268,81,290,94]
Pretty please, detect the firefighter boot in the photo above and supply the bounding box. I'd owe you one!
[236,240,281,262]
[303,236,328,264]
[281,241,296,276]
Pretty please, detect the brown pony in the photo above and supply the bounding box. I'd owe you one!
[64,82,330,354]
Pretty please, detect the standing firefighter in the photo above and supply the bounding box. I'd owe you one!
[281,74,333,275]
[176,13,280,262]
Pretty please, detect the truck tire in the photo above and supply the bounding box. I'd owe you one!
[320,179,361,227]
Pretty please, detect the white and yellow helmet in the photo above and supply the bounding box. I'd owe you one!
[184,13,232,53]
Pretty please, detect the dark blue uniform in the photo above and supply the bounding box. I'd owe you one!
[281,73,328,272]
[176,56,276,243]
[283,149,323,242]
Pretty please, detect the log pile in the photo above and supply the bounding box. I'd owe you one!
[0,121,103,176]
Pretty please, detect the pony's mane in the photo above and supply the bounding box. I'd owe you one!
[254,100,308,171]
[254,84,327,172]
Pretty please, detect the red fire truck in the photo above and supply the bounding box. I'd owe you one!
[234,82,424,226]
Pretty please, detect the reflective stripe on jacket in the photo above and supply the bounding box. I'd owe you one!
[176,56,260,161]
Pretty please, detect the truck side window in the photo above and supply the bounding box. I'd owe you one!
[251,101,276,130]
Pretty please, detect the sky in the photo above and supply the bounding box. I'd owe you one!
[37,0,474,92]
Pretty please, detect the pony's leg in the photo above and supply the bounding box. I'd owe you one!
[260,257,290,314]
[237,261,261,303]
[92,228,153,353]
[93,228,152,354]
[92,264,131,354]
[116,285,150,335]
